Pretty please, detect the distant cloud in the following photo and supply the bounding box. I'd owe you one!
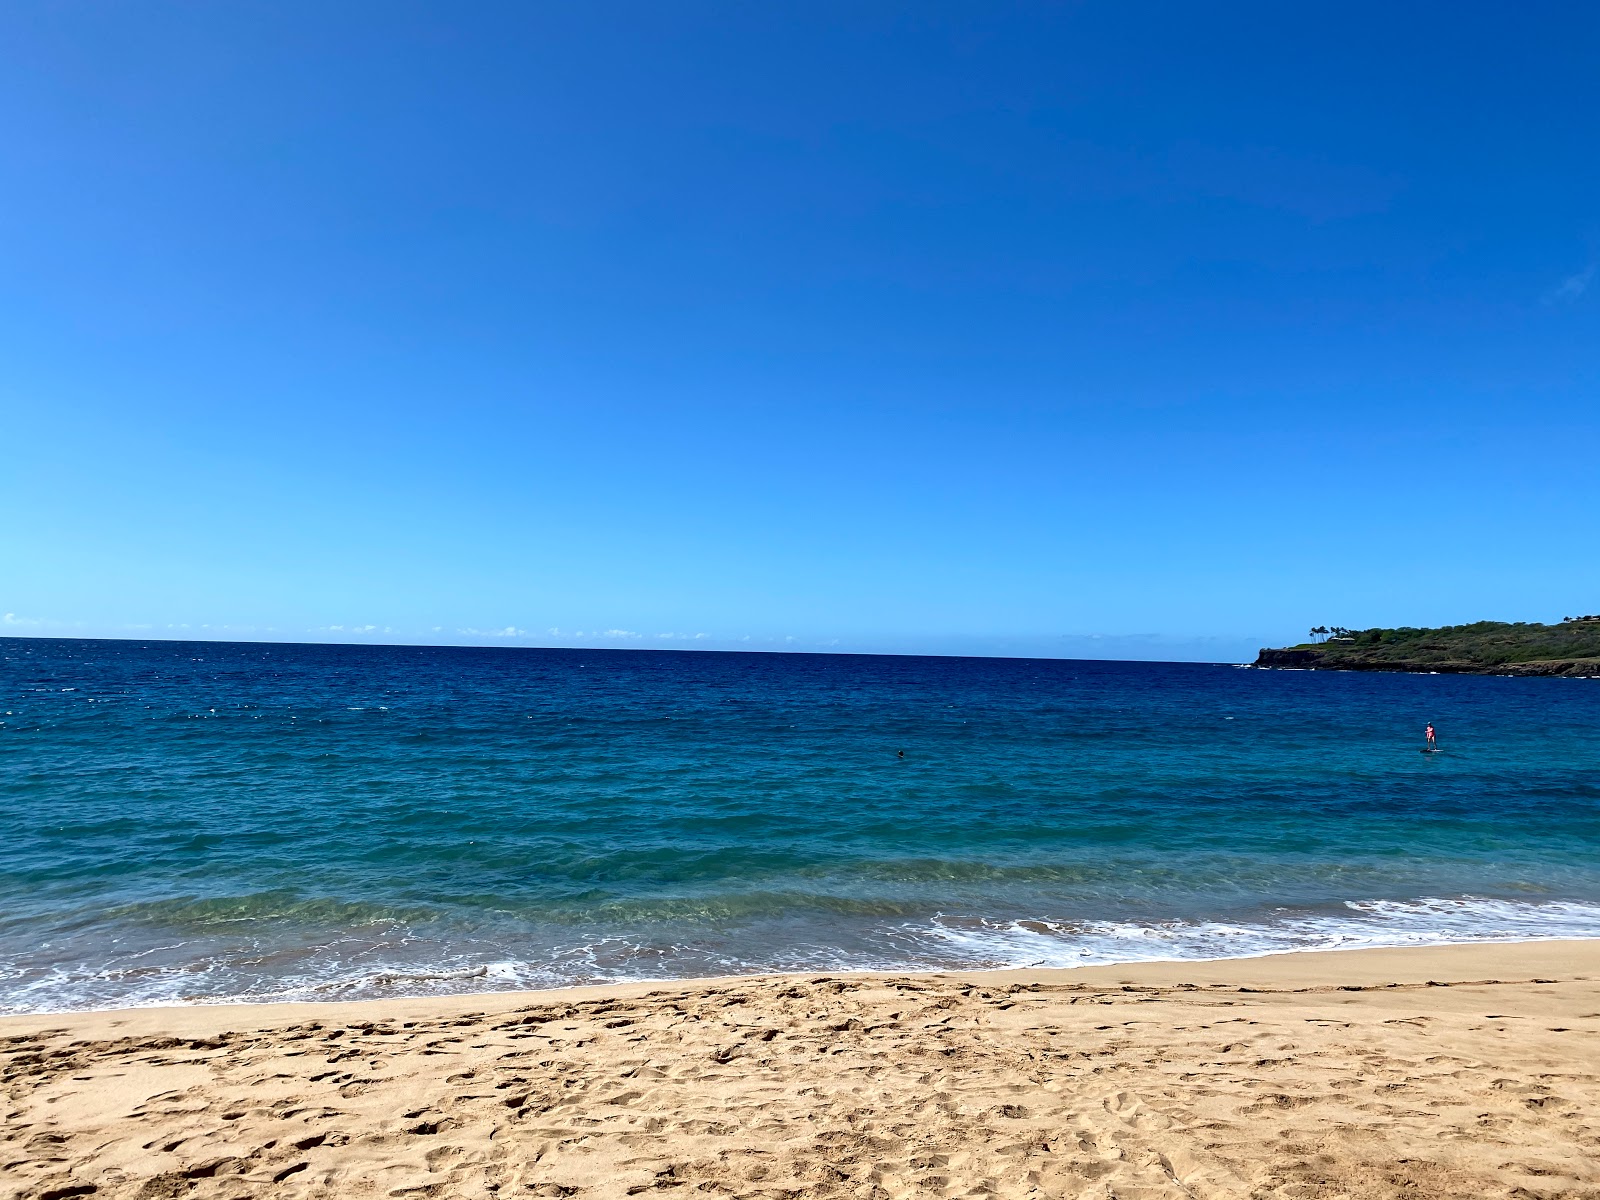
[3,612,87,630]
[1546,262,1596,303]
[312,624,390,635]
[654,632,709,640]
[457,626,526,638]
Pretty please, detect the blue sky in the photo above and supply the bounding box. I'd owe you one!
[3,2,1597,661]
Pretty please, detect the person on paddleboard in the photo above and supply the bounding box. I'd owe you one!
[1425,722,1437,750]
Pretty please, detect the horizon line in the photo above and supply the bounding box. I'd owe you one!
[0,631,1252,667]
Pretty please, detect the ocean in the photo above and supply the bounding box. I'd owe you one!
[3,636,1598,1014]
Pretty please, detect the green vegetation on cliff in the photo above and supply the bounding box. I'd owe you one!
[1255,619,1600,676]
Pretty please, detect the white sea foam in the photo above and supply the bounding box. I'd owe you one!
[907,896,1600,970]
[6,897,1599,1016]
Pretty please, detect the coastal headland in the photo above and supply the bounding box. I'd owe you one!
[1255,618,1600,676]
[4,940,1597,1199]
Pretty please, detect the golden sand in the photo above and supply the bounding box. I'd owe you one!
[4,940,1598,1199]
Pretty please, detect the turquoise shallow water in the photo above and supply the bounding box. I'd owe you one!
[3,636,1599,1013]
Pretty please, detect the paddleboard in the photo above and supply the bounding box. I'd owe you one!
[1421,747,1443,754]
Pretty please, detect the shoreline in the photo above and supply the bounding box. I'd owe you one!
[1251,661,1600,678]
[6,939,1597,1198]
[5,933,1599,1029]
[5,937,1595,1036]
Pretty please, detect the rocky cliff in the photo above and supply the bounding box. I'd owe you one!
[1254,620,1600,677]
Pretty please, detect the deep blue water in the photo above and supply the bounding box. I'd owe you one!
[3,636,1599,1014]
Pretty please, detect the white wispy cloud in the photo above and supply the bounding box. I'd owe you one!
[3,612,87,630]
[654,632,709,640]
[457,626,527,638]
[1547,262,1596,303]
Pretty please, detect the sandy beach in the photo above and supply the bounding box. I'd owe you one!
[3,941,1597,1199]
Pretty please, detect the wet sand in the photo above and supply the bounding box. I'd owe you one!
[4,940,1598,1199]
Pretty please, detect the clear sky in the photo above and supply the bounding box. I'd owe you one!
[3,2,1597,661]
